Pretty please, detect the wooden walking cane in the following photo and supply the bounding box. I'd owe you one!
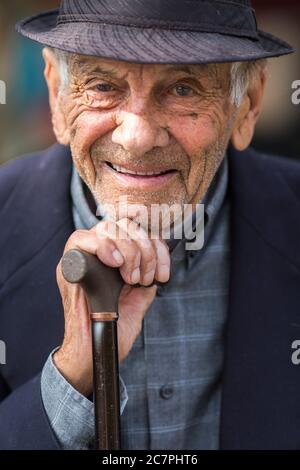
[61,250,125,450]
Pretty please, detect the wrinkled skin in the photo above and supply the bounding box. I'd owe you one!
[43,51,266,396]
[58,58,235,226]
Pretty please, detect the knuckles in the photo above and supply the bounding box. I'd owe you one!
[61,220,170,284]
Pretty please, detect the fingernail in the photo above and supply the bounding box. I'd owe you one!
[158,265,170,282]
[156,240,169,265]
[112,249,124,265]
[143,270,155,285]
[131,267,140,284]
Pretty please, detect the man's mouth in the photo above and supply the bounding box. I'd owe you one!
[104,161,178,189]
[106,161,175,176]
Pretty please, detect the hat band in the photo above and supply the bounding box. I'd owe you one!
[57,0,258,39]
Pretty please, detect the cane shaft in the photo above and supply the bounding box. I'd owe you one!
[61,250,123,450]
[92,318,121,450]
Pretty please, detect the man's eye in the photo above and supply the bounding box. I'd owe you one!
[172,85,195,97]
[95,83,115,92]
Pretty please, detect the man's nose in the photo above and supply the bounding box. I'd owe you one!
[111,112,170,157]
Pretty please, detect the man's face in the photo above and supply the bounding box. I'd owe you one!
[59,56,235,228]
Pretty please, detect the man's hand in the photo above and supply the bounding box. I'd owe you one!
[53,218,170,396]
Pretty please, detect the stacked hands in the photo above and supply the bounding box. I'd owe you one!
[54,218,171,397]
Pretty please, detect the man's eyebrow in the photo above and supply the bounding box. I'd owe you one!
[74,60,123,79]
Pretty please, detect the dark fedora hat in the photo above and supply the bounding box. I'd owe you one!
[16,0,294,64]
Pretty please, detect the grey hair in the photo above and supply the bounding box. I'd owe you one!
[46,47,70,90]
[46,47,267,107]
[230,59,268,107]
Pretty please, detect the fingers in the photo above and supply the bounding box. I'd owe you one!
[116,220,157,286]
[152,238,171,283]
[95,221,141,285]
[59,218,171,288]
[115,219,171,286]
[63,228,126,269]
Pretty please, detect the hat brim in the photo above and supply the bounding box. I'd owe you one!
[16,9,294,64]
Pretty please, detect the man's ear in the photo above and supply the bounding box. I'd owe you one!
[42,48,70,145]
[230,67,268,151]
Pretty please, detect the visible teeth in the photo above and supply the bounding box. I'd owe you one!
[111,163,165,176]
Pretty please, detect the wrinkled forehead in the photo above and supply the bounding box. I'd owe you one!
[68,53,231,83]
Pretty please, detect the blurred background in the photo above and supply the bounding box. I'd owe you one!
[0,0,299,164]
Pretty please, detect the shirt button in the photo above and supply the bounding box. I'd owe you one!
[160,385,174,400]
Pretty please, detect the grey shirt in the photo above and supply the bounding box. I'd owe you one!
[41,156,230,450]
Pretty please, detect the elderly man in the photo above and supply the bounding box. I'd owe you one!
[0,0,299,451]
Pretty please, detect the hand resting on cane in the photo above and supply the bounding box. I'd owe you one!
[54,218,171,397]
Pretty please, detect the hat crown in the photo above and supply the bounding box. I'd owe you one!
[59,0,252,13]
[57,0,257,39]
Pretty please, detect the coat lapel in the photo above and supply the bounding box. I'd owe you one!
[0,143,74,287]
[220,145,300,449]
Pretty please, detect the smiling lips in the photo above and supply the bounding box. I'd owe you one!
[104,161,177,189]
[110,162,172,176]
[107,161,175,176]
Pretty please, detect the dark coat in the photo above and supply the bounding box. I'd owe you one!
[0,143,300,450]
